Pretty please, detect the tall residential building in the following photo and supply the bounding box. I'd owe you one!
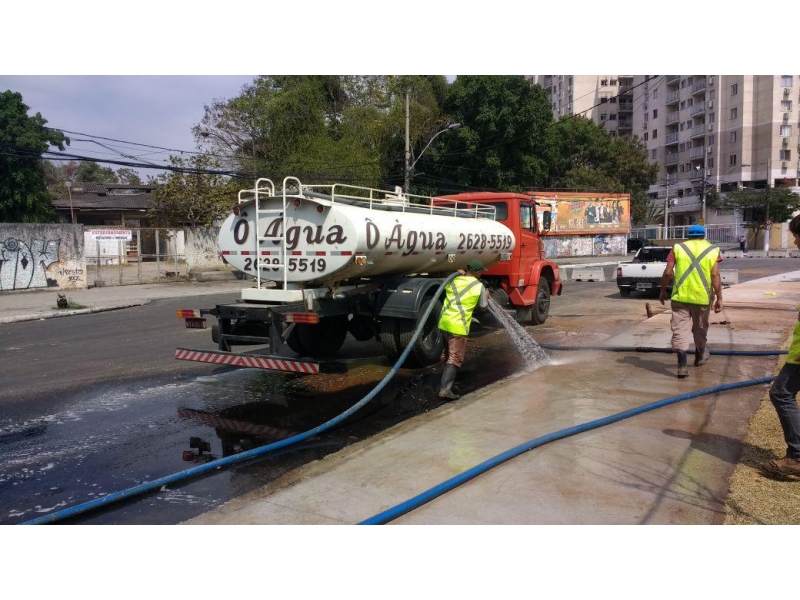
[532,75,629,137]
[532,75,800,228]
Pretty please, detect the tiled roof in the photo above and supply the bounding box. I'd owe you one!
[52,182,157,211]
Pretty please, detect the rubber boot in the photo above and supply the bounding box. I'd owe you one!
[695,346,710,366]
[438,364,461,400]
[677,351,688,379]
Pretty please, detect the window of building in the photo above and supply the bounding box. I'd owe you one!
[730,131,737,143]
[681,79,687,88]
[708,157,715,168]
[653,109,658,118]
[610,79,617,86]
[652,129,658,139]
[609,113,617,120]
[729,155,737,167]
[730,107,738,120]
[652,149,657,159]
[610,97,617,103]
[601,78,608,86]
[680,101,686,109]
[687,76,694,85]
[687,98,693,107]
[710,112,715,122]
[781,75,793,87]
[780,124,792,136]
[730,83,738,96]
[679,164,684,173]
[782,100,793,111]
[679,143,685,152]
[600,113,607,121]
[680,123,685,131]
[780,149,792,161]
[600,97,608,103]
[644,132,649,141]
[708,135,715,146]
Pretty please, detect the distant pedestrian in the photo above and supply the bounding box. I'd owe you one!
[659,224,723,378]
[437,260,490,400]
[763,214,800,477]
[739,233,747,253]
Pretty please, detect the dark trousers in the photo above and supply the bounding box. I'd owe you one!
[768,362,800,460]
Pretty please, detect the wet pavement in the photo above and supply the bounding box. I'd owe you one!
[184,271,800,524]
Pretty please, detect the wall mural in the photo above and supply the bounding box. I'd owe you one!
[543,234,626,259]
[0,238,61,290]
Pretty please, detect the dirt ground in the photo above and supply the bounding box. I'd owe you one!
[724,350,800,525]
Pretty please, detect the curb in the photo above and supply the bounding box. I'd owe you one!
[0,301,151,325]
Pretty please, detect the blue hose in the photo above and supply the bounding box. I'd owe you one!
[359,375,776,525]
[21,273,458,525]
[539,343,786,356]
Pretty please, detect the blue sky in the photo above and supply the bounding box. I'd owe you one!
[0,75,256,178]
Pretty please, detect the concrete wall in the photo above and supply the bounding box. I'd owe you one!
[544,234,627,259]
[185,227,228,273]
[0,224,86,292]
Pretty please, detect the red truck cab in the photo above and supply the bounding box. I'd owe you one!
[438,191,562,324]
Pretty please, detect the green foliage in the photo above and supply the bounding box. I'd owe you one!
[711,185,800,237]
[0,90,67,223]
[431,76,554,191]
[75,160,119,183]
[116,168,143,185]
[150,155,240,228]
[549,116,658,223]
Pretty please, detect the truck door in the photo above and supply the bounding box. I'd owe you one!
[516,200,540,286]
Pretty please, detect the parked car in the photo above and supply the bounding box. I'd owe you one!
[617,246,673,297]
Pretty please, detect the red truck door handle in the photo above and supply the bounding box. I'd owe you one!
[521,243,527,248]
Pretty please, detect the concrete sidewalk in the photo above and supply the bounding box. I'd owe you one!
[184,271,800,525]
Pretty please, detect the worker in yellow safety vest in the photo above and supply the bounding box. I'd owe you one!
[437,260,490,400]
[659,224,723,378]
[763,214,800,477]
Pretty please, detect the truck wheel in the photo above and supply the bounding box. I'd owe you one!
[531,278,551,325]
[379,318,401,362]
[619,288,632,297]
[297,316,348,357]
[397,297,443,367]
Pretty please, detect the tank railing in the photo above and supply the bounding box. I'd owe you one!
[238,178,275,204]
[293,181,497,220]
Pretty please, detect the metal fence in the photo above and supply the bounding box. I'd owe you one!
[84,227,187,287]
[628,223,745,245]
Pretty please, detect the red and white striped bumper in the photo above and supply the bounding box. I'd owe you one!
[174,347,319,374]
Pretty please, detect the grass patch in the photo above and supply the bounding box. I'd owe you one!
[54,300,86,310]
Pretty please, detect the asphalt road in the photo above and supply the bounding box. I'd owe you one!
[1,257,798,524]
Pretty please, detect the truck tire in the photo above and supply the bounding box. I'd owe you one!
[379,318,401,362]
[619,287,632,297]
[531,278,551,325]
[397,296,443,367]
[297,316,348,357]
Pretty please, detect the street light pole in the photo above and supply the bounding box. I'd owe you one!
[404,123,461,193]
[404,89,411,193]
[764,158,772,252]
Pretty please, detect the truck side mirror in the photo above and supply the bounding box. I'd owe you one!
[542,211,552,231]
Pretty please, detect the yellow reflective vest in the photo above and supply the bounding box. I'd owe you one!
[787,311,800,365]
[671,239,720,305]
[438,275,486,336]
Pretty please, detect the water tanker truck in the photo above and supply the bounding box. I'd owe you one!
[176,177,562,373]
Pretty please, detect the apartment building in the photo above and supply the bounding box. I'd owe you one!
[533,75,800,230]
[532,75,632,138]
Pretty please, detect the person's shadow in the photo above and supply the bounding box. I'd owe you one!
[617,355,675,377]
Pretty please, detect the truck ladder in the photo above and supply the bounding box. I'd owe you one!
[250,177,289,290]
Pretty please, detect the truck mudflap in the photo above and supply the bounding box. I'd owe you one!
[174,347,319,374]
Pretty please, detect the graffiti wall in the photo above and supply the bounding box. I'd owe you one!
[185,226,232,273]
[0,224,86,292]
[543,234,627,259]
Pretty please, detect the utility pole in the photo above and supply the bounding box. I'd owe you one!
[404,89,411,193]
[764,158,772,252]
[663,178,670,240]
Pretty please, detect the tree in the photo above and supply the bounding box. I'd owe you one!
[116,168,143,185]
[709,185,800,241]
[549,116,658,223]
[75,160,118,183]
[149,155,241,229]
[0,90,68,222]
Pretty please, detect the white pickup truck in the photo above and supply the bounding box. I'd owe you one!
[616,246,673,297]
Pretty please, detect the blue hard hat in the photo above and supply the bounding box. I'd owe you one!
[687,224,706,238]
